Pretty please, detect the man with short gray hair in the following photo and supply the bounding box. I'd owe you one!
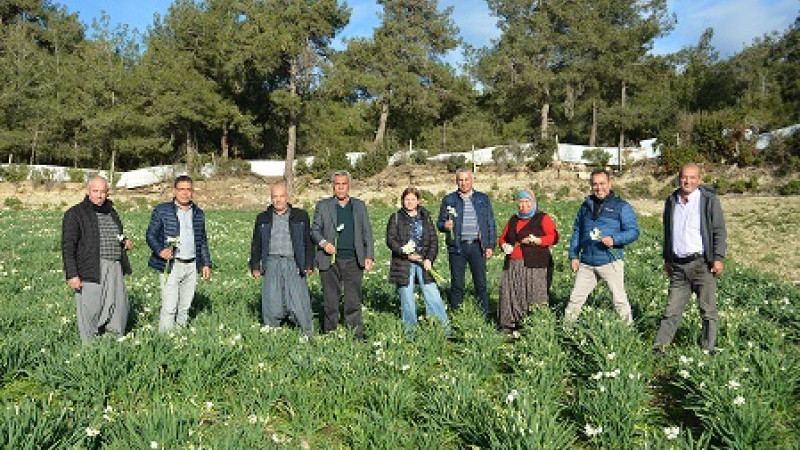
[62,176,133,341]
[311,170,374,339]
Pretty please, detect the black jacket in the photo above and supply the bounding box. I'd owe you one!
[386,207,439,286]
[249,205,314,274]
[61,196,132,283]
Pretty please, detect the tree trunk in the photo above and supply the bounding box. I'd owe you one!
[29,129,39,165]
[186,125,195,174]
[371,102,389,153]
[109,148,116,193]
[590,99,597,147]
[221,122,229,161]
[618,80,626,150]
[284,56,299,197]
[540,101,550,140]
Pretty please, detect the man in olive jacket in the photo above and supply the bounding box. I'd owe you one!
[311,171,374,339]
[62,176,133,342]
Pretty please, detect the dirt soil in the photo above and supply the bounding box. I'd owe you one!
[2,164,799,284]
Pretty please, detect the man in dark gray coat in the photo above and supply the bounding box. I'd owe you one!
[654,163,727,353]
[311,170,374,339]
[62,176,133,342]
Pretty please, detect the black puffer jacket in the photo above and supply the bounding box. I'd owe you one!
[386,207,439,286]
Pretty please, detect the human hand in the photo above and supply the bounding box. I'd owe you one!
[601,236,614,247]
[324,243,336,255]
[201,266,211,280]
[67,276,82,291]
[663,263,672,277]
[408,253,422,262]
[484,249,493,259]
[501,243,514,255]
[304,268,314,276]
[159,248,173,260]
[570,259,580,273]
[444,219,454,231]
[364,258,374,271]
[251,269,261,279]
[423,259,432,271]
[123,239,134,251]
[711,261,724,278]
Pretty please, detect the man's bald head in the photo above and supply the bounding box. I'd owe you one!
[86,176,109,206]
[271,184,289,213]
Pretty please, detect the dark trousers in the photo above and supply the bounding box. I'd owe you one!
[448,241,489,318]
[654,258,718,351]
[320,257,364,339]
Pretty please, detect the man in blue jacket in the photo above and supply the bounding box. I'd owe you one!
[146,175,212,333]
[437,168,496,318]
[249,183,314,337]
[565,169,639,324]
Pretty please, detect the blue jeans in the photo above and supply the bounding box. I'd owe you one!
[397,263,450,333]
[448,241,489,318]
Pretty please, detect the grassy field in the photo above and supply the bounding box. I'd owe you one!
[1,200,799,448]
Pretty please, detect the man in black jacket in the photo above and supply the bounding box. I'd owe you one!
[654,163,727,353]
[249,184,315,337]
[62,176,133,342]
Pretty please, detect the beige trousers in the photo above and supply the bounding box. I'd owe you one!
[565,261,632,324]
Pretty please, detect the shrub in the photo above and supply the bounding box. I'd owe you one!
[1,164,29,183]
[310,149,352,180]
[582,148,611,168]
[215,158,251,176]
[66,168,85,183]
[3,197,23,209]
[352,150,389,179]
[778,180,800,196]
[443,155,468,173]
[713,176,731,195]
[526,137,556,172]
[410,150,428,165]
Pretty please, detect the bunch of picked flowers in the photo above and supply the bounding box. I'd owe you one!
[402,240,445,284]
[590,227,620,260]
[164,236,180,276]
[445,206,457,240]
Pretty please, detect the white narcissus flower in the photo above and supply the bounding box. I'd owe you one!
[584,423,603,437]
[401,240,416,255]
[336,224,345,232]
[150,442,159,449]
[590,227,602,241]
[85,427,100,437]
[727,380,741,390]
[501,243,514,255]
[446,206,457,217]
[117,234,126,242]
[678,369,690,379]
[664,426,680,440]
[733,395,746,406]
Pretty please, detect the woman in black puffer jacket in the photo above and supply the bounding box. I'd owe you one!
[386,187,450,334]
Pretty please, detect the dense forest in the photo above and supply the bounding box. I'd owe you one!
[2,0,799,177]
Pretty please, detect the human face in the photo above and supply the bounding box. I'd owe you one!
[679,165,701,196]
[333,175,350,200]
[590,173,611,200]
[402,192,419,212]
[174,181,194,207]
[518,197,533,215]
[456,171,473,194]
[271,185,288,213]
[86,177,108,206]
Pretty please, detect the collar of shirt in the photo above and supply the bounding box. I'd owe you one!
[459,190,473,200]
[678,188,701,205]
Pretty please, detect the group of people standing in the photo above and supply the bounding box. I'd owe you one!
[61,163,726,354]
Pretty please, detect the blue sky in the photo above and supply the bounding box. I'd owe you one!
[60,0,798,67]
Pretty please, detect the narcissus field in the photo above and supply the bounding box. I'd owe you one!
[1,200,798,449]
